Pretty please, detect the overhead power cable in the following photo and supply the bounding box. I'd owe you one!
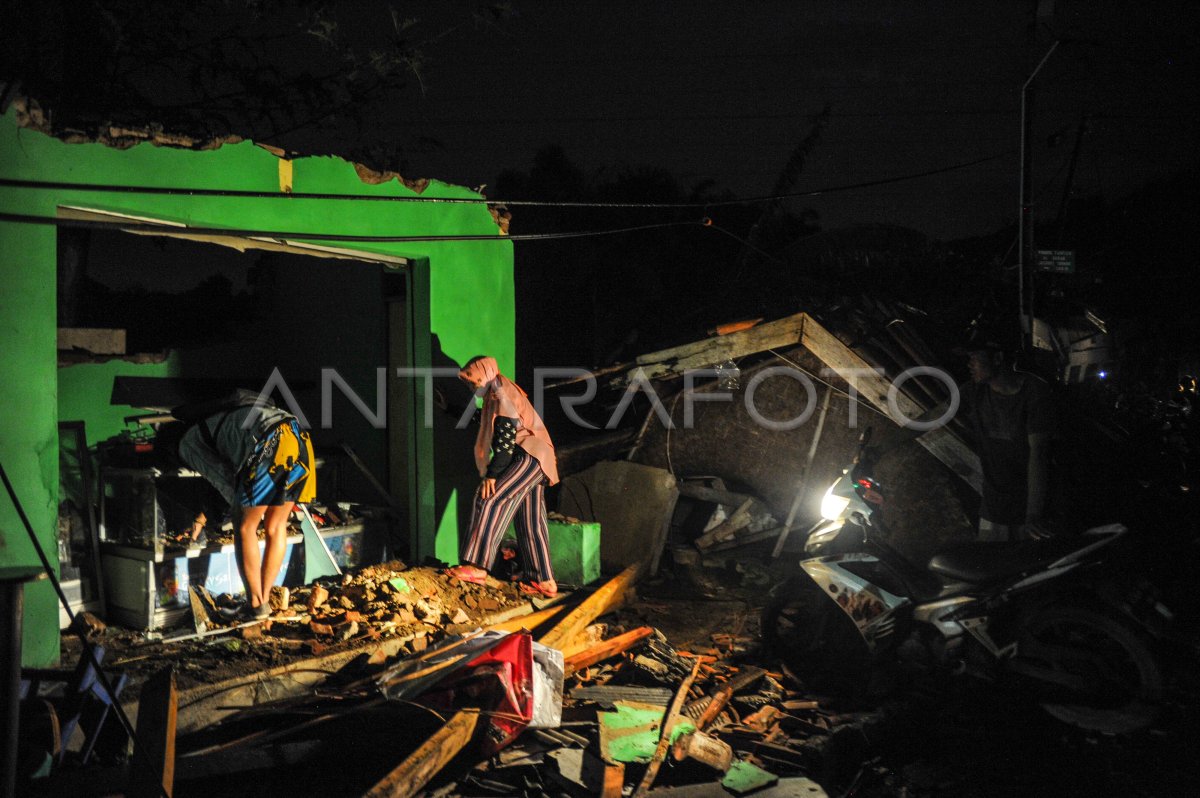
[0,150,1011,210]
[0,211,706,242]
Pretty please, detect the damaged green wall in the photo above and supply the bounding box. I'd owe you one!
[0,106,514,664]
[58,355,182,445]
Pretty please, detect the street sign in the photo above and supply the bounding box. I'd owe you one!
[1036,249,1075,274]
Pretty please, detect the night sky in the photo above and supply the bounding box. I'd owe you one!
[308,0,1200,241]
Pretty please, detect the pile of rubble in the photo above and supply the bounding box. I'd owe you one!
[441,621,875,797]
[196,561,532,658]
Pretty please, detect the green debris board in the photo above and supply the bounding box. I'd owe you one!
[722,760,779,794]
[598,702,665,764]
[598,701,696,764]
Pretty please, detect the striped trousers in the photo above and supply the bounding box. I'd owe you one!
[462,450,554,581]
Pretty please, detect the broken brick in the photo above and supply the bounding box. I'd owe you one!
[307,585,329,612]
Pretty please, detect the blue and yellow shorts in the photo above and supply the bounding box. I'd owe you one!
[236,420,316,507]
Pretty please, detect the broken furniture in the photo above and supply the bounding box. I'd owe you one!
[97,465,304,630]
[19,645,129,768]
[88,428,382,629]
[2,566,47,798]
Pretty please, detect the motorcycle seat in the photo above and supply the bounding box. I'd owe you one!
[926,537,1086,584]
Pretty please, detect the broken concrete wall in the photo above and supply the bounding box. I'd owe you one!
[0,101,515,664]
[632,347,973,561]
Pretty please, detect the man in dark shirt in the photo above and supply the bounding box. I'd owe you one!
[959,341,1055,541]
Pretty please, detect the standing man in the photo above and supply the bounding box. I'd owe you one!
[959,339,1055,541]
[169,400,315,619]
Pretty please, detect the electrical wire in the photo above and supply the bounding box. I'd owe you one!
[0,150,1012,210]
[0,211,705,243]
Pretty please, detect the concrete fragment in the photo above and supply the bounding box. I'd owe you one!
[307,585,329,612]
[548,747,606,793]
[671,730,733,772]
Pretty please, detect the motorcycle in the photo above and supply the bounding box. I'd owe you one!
[763,431,1174,734]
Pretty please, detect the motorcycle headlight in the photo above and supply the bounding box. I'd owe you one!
[820,484,851,521]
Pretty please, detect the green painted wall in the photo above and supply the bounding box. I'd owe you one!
[0,107,513,664]
[58,354,182,444]
[0,221,60,666]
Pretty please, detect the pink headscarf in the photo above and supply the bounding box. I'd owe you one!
[459,356,559,485]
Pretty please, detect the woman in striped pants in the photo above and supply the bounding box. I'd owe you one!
[447,356,560,598]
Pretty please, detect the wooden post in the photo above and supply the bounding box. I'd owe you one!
[129,666,177,798]
[539,564,640,651]
[363,710,479,798]
[772,384,833,558]
[602,763,625,798]
[631,658,703,797]
[798,313,982,492]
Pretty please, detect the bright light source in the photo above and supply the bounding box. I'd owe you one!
[820,484,850,521]
[1098,370,1108,379]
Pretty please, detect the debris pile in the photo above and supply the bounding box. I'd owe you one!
[447,619,865,797]
[193,562,532,658]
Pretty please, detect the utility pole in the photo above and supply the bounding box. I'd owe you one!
[1018,39,1060,350]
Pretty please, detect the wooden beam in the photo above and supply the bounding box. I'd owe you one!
[798,313,982,492]
[129,666,177,798]
[485,605,565,635]
[608,312,808,388]
[693,499,754,550]
[363,710,479,798]
[538,564,640,652]
[564,626,654,675]
[631,658,703,797]
[363,569,640,798]
[602,763,626,798]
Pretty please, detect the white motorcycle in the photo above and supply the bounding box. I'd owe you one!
[764,432,1174,734]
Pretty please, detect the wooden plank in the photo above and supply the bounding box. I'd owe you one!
[486,606,564,634]
[631,658,703,797]
[538,564,640,652]
[602,763,625,798]
[772,385,834,557]
[608,312,807,388]
[798,313,982,492]
[363,710,479,798]
[129,666,177,798]
[693,499,754,550]
[564,626,654,675]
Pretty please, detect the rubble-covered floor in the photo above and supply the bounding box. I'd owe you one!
[59,561,535,694]
[40,549,1200,798]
